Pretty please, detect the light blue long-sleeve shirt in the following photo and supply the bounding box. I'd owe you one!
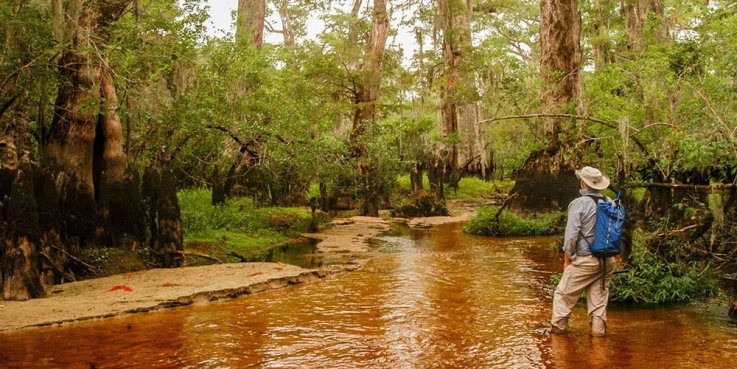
[563,189,605,260]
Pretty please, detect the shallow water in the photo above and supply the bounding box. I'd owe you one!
[1,223,736,368]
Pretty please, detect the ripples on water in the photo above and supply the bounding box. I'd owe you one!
[1,223,736,368]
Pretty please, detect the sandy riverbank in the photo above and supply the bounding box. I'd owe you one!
[0,204,478,332]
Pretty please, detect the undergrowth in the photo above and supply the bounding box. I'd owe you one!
[549,229,720,304]
[608,229,720,304]
[463,206,563,236]
[396,174,513,201]
[392,189,448,217]
[178,188,329,264]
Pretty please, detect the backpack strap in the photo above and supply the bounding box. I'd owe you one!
[586,194,609,290]
[579,195,599,248]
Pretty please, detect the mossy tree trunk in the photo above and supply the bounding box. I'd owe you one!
[509,0,582,213]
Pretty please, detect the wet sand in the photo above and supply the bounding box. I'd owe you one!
[0,206,475,332]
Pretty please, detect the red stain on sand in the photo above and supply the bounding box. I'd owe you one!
[161,282,181,287]
[274,267,284,271]
[107,285,133,292]
[248,272,264,277]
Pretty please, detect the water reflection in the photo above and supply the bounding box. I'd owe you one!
[0,223,735,368]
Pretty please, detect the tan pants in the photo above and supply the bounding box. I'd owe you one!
[551,255,615,336]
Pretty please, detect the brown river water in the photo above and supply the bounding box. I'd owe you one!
[1,223,736,368]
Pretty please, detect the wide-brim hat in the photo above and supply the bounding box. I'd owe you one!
[575,166,610,190]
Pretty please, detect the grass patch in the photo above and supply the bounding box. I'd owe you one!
[186,229,289,265]
[396,174,513,201]
[463,206,563,236]
[179,188,329,264]
[447,177,514,201]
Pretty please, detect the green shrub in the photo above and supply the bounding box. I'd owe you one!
[609,229,720,304]
[549,229,721,304]
[463,206,563,236]
[392,190,449,217]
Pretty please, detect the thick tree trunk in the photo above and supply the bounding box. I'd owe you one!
[509,0,582,213]
[34,168,66,285]
[539,0,581,144]
[0,141,18,297]
[237,0,266,47]
[2,153,45,300]
[350,0,389,217]
[96,71,145,247]
[46,1,132,247]
[142,149,184,268]
[437,0,488,177]
[157,166,184,268]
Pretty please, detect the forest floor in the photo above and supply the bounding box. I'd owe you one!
[0,201,477,332]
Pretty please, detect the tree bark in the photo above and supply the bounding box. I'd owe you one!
[2,153,45,300]
[350,0,390,217]
[622,0,667,51]
[276,0,295,48]
[591,0,612,70]
[96,71,145,247]
[237,0,266,47]
[437,0,488,177]
[539,0,581,144]
[509,0,582,213]
[142,148,184,268]
[46,0,132,246]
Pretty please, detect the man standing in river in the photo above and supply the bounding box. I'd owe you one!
[551,166,615,337]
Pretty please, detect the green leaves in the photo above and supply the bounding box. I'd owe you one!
[609,229,720,304]
[463,206,563,236]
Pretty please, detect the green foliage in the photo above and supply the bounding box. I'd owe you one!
[447,177,514,201]
[178,188,324,236]
[396,175,513,201]
[178,188,331,264]
[464,207,563,236]
[550,229,722,305]
[392,190,449,217]
[609,230,720,304]
[178,188,329,264]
